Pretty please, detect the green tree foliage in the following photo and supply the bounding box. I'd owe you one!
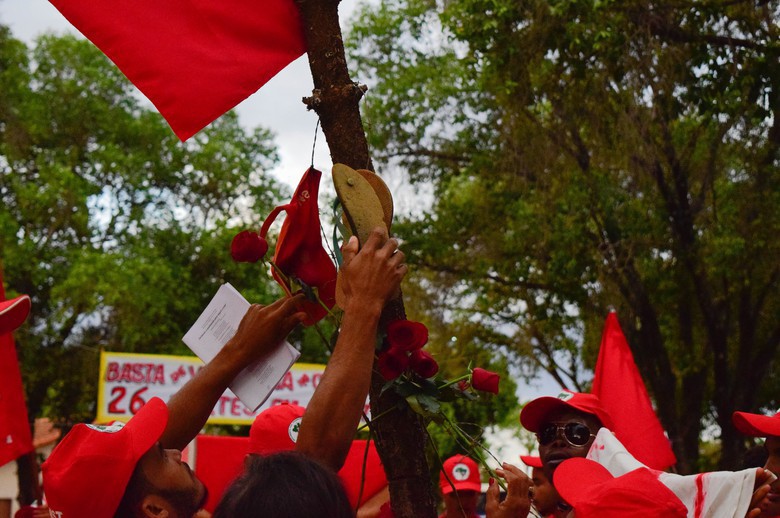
[348,0,780,471]
[0,28,297,424]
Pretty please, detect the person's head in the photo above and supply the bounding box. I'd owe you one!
[439,455,482,516]
[42,397,206,518]
[521,455,559,517]
[553,457,687,517]
[213,450,353,518]
[520,391,613,481]
[247,403,305,456]
[733,410,780,516]
[248,405,389,511]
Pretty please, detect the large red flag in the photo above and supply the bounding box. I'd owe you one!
[48,0,307,141]
[0,272,34,467]
[592,311,677,470]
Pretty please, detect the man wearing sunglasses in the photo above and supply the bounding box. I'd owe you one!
[520,391,614,485]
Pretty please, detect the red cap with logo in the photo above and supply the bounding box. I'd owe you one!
[520,390,615,433]
[732,411,780,438]
[248,403,305,455]
[248,404,388,507]
[553,457,687,518]
[42,397,168,517]
[0,294,31,335]
[439,455,482,495]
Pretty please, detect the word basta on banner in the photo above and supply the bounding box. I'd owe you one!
[97,351,326,425]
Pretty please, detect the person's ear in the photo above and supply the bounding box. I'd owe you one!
[140,494,172,518]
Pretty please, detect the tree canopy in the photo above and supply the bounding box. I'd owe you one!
[347,0,780,471]
[0,28,291,423]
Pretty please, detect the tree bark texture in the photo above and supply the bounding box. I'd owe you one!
[296,1,438,516]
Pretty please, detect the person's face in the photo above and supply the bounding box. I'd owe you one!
[442,489,479,516]
[531,466,560,516]
[137,442,207,517]
[761,436,780,516]
[537,408,601,482]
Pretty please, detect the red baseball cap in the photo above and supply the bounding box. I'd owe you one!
[732,411,780,437]
[42,397,168,517]
[520,455,543,469]
[0,294,31,335]
[339,440,388,507]
[553,458,687,517]
[519,390,615,433]
[248,403,305,454]
[439,455,482,495]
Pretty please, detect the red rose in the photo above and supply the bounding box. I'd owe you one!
[471,367,500,394]
[409,349,439,378]
[377,347,410,380]
[386,319,428,351]
[230,230,268,262]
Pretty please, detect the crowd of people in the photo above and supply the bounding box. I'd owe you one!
[3,227,778,517]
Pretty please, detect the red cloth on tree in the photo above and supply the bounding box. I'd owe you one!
[259,168,337,325]
[592,312,677,470]
[48,0,307,140]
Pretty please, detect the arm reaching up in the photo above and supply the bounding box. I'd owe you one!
[296,228,407,470]
[161,294,307,450]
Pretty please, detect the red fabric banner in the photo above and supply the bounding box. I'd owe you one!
[0,274,34,467]
[48,0,307,141]
[592,312,677,470]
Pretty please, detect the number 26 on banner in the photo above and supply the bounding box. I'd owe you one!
[108,386,149,415]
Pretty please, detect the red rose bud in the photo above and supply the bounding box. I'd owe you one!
[409,349,439,378]
[386,319,428,352]
[230,230,268,262]
[471,367,500,394]
[377,348,410,381]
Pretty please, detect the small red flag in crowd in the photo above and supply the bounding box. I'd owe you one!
[48,0,307,140]
[592,311,677,470]
[0,269,34,468]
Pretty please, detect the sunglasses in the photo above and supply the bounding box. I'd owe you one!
[537,422,595,447]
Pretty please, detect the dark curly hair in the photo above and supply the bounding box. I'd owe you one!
[214,451,355,518]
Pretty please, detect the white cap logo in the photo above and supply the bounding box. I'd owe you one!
[452,463,471,481]
[288,417,302,443]
[557,391,573,401]
[86,422,125,433]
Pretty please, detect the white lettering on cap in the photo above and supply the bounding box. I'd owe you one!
[557,392,573,401]
[86,422,125,433]
[452,463,471,481]
[288,417,302,443]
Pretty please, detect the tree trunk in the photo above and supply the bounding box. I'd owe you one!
[295,1,438,515]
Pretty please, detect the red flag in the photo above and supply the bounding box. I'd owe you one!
[48,0,307,141]
[592,312,677,470]
[0,271,34,467]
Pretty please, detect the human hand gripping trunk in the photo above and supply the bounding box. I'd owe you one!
[161,295,307,450]
[297,228,408,471]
